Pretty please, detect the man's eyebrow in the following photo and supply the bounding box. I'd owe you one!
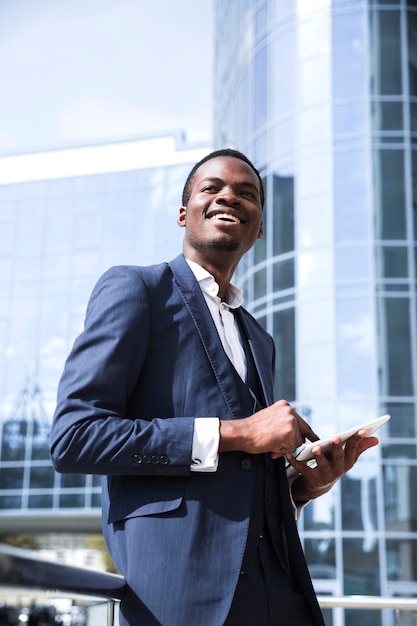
[200,176,259,193]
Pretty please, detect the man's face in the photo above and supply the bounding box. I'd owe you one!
[178,156,263,264]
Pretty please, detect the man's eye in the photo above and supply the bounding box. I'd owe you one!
[202,186,218,192]
[241,190,254,198]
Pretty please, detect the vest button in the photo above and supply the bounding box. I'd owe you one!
[241,458,253,471]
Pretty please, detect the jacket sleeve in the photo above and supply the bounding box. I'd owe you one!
[50,266,194,477]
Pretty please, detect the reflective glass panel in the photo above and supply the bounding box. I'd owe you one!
[273,308,295,400]
[334,101,367,135]
[386,539,417,581]
[384,402,415,437]
[409,10,417,96]
[375,246,408,278]
[372,101,403,131]
[337,297,376,397]
[273,258,294,291]
[378,297,413,396]
[272,173,294,254]
[373,149,406,240]
[333,10,367,99]
[383,464,417,529]
[336,246,371,281]
[343,534,380,595]
[335,150,369,242]
[370,10,402,95]
[254,47,267,129]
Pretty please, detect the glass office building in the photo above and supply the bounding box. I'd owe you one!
[0,134,210,533]
[214,0,417,624]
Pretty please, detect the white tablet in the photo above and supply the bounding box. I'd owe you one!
[286,413,390,478]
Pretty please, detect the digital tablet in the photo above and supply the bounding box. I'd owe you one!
[286,413,390,478]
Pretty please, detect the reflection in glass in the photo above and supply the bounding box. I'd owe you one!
[383,464,417,530]
[384,402,415,437]
[272,174,294,255]
[273,308,295,400]
[0,467,24,490]
[408,10,417,97]
[378,297,413,396]
[333,10,367,100]
[254,267,266,301]
[337,298,376,397]
[376,246,408,279]
[336,246,371,282]
[386,539,417,581]
[370,10,402,96]
[334,102,367,136]
[28,495,53,509]
[29,465,55,489]
[373,150,406,240]
[304,537,336,580]
[372,101,403,131]
[273,258,294,292]
[254,47,267,129]
[335,150,369,242]
[343,536,380,595]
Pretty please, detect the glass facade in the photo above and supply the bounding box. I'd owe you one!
[214,1,417,624]
[0,135,210,532]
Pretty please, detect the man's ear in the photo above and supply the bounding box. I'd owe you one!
[257,220,264,239]
[177,206,186,227]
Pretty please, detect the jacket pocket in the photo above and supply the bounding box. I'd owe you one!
[108,488,184,524]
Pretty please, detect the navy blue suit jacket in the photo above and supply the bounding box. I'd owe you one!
[51,254,323,626]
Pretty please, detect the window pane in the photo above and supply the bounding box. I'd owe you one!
[376,246,409,278]
[343,535,380,595]
[372,101,403,131]
[370,10,402,95]
[374,150,406,240]
[384,402,415,437]
[386,539,417,581]
[273,308,295,400]
[409,10,417,97]
[272,174,294,254]
[378,298,413,396]
[273,258,294,291]
[383,465,417,529]
[335,151,369,242]
[333,11,367,99]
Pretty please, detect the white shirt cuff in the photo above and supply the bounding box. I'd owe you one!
[191,418,220,472]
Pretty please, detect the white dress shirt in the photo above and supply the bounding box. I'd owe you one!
[186,259,246,473]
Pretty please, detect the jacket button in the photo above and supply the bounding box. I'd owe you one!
[133,454,142,464]
[159,455,169,465]
[241,458,253,471]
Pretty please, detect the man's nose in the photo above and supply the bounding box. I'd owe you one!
[216,188,239,205]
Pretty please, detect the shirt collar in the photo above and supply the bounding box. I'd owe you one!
[185,258,244,309]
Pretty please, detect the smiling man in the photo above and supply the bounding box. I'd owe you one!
[51,149,378,626]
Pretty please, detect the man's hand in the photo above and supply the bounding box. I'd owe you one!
[219,399,319,457]
[287,430,379,505]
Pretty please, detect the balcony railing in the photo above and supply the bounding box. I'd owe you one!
[1,543,416,626]
[0,543,125,626]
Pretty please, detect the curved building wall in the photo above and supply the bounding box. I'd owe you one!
[214,0,417,621]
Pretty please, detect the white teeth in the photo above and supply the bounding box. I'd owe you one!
[209,213,241,224]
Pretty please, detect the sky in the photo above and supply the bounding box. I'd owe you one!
[0,0,214,155]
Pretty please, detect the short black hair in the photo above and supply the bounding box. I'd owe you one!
[181,148,265,208]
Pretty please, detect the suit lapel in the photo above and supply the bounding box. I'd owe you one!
[168,256,245,418]
[168,255,274,414]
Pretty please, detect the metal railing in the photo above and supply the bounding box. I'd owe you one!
[0,543,125,626]
[1,544,417,626]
